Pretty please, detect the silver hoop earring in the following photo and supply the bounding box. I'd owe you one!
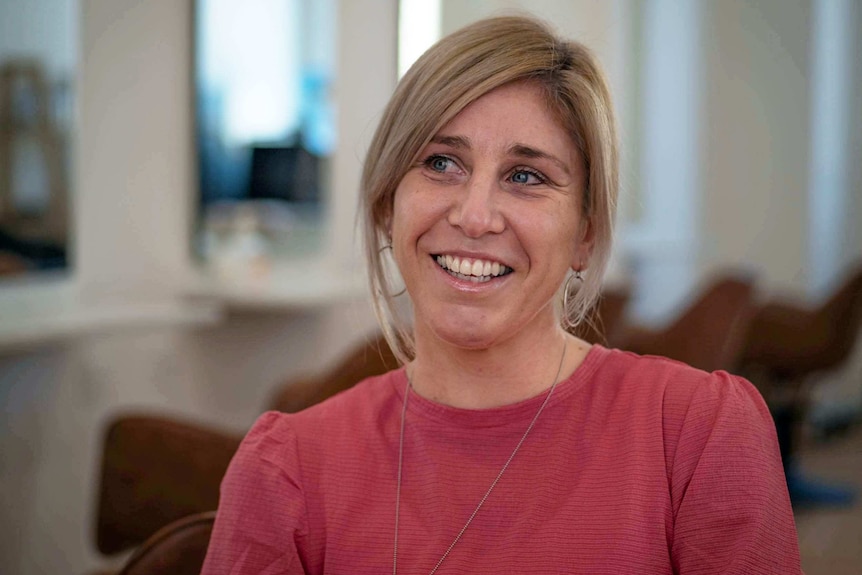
[379,244,405,297]
[375,283,407,298]
[562,271,581,312]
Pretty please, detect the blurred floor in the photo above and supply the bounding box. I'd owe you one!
[795,424,862,575]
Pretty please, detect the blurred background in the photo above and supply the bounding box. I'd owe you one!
[0,0,860,573]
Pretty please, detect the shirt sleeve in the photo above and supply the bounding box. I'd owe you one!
[201,411,309,575]
[665,371,802,574]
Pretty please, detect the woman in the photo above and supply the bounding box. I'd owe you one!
[202,16,801,574]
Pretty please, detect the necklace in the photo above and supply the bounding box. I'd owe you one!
[392,341,568,575]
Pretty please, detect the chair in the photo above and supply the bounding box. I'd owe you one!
[94,334,399,563]
[95,415,241,556]
[115,511,216,575]
[616,273,756,373]
[740,264,862,391]
[738,264,862,507]
[268,332,399,413]
[572,285,631,346]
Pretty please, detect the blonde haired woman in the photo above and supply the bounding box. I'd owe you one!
[203,16,800,574]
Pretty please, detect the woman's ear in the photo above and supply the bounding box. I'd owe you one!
[571,217,595,271]
[381,216,393,245]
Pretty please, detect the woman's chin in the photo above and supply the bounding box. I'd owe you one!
[419,318,507,353]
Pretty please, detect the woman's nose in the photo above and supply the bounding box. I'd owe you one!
[447,173,505,237]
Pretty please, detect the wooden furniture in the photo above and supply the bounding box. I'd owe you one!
[115,512,216,575]
[572,285,631,347]
[268,332,398,413]
[616,273,756,373]
[95,416,241,556]
[94,333,398,564]
[740,264,862,396]
[738,264,862,506]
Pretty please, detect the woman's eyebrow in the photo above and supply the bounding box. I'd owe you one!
[430,134,471,149]
[428,136,572,177]
[509,144,571,176]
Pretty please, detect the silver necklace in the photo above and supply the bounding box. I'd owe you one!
[393,342,568,575]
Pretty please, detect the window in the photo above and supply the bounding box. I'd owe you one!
[193,0,337,274]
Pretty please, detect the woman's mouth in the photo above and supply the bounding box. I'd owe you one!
[433,254,513,283]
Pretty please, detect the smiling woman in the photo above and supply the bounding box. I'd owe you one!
[202,16,801,575]
[390,81,591,401]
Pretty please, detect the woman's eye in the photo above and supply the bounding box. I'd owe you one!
[510,169,545,185]
[425,155,455,173]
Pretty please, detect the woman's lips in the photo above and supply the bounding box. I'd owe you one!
[432,254,513,283]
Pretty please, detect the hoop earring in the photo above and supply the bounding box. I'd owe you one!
[562,271,581,313]
[378,243,406,296]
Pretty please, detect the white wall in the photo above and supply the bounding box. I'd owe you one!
[700,0,813,293]
[77,0,195,303]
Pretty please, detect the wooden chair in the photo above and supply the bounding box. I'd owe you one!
[95,416,241,556]
[114,511,216,575]
[94,334,399,563]
[616,273,756,373]
[572,285,631,347]
[740,264,862,393]
[268,332,399,413]
[737,264,862,506]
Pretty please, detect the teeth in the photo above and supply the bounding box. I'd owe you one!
[433,255,511,279]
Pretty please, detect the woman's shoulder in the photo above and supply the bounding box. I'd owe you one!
[596,345,762,403]
[589,346,771,441]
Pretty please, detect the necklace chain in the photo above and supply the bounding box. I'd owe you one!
[392,342,568,575]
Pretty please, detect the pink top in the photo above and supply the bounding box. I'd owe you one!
[202,345,801,574]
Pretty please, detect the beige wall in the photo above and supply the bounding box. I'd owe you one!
[699,0,813,292]
[77,0,195,303]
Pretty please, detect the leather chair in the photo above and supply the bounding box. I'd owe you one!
[615,273,756,373]
[572,285,631,347]
[740,263,862,396]
[95,416,241,556]
[738,264,862,506]
[268,332,399,413]
[115,511,216,575]
[94,334,399,563]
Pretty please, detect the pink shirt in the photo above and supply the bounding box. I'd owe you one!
[202,345,801,574]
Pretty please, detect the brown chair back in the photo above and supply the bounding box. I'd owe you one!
[96,415,241,555]
[573,285,631,346]
[116,512,216,575]
[618,273,756,373]
[269,332,399,413]
[742,264,862,379]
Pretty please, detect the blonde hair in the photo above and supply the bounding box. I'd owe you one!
[361,15,618,364]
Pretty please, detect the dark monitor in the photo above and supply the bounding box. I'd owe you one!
[248,145,321,204]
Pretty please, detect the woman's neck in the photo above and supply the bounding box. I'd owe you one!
[407,324,591,410]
